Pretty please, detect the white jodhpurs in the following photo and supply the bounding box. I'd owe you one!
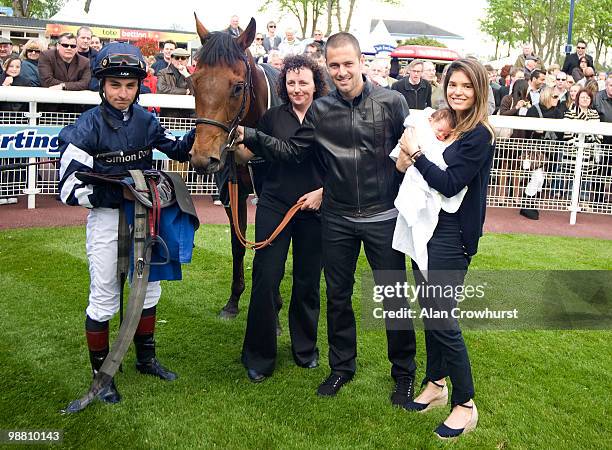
[85,208,161,322]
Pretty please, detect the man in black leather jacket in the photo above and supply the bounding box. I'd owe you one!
[236,32,417,405]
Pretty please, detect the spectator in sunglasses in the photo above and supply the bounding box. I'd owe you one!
[561,39,594,76]
[38,32,91,92]
[263,21,281,52]
[157,47,194,118]
[553,71,568,105]
[19,38,47,87]
[249,33,266,63]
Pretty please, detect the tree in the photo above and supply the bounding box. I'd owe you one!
[260,0,398,38]
[259,0,325,37]
[1,0,65,18]
[481,0,610,67]
[479,0,526,59]
[573,0,612,67]
[398,37,447,48]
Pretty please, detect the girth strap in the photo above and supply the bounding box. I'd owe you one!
[63,170,153,414]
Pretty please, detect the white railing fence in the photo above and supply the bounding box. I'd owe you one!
[1,87,612,224]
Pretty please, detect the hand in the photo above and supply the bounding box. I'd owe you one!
[234,144,254,164]
[178,66,191,78]
[49,83,63,90]
[370,75,388,88]
[298,188,323,211]
[399,128,420,158]
[234,126,245,143]
[515,99,526,109]
[2,76,13,86]
[395,149,413,173]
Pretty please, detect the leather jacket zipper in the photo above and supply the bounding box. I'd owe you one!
[351,106,361,215]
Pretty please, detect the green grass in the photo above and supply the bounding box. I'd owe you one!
[0,225,611,449]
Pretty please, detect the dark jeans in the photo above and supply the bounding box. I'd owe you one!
[322,212,417,379]
[241,206,322,374]
[411,211,475,406]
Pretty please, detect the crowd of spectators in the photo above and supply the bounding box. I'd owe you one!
[0,17,610,211]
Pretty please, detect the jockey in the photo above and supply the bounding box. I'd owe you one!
[58,42,195,405]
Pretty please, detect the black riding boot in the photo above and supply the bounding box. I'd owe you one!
[134,307,178,381]
[86,317,121,404]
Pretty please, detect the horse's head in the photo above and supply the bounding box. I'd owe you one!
[189,14,256,174]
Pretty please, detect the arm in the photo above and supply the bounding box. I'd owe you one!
[150,122,195,162]
[426,83,432,108]
[57,123,119,208]
[237,107,317,163]
[411,126,492,197]
[298,187,323,211]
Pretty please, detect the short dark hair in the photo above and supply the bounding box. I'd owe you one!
[576,39,587,46]
[164,40,176,48]
[58,32,76,42]
[530,69,544,81]
[305,41,323,59]
[277,54,329,104]
[325,32,361,59]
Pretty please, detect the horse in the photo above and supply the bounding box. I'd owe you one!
[189,15,282,320]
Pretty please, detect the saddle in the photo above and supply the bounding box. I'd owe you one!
[75,170,198,224]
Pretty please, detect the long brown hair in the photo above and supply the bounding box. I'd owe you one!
[443,58,494,141]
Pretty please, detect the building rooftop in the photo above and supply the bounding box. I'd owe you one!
[370,19,462,40]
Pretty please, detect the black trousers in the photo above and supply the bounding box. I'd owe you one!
[411,211,475,406]
[241,206,322,374]
[322,212,417,379]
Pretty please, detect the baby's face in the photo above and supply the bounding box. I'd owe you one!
[429,118,452,141]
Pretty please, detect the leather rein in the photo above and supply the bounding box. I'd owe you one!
[194,56,303,250]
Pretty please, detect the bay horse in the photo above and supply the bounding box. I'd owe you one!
[189,15,282,320]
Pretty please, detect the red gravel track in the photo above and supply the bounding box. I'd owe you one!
[0,195,611,240]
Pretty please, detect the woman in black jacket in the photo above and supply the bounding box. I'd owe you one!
[396,58,495,439]
[238,55,328,382]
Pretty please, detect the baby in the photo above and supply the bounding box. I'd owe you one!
[428,108,455,142]
[390,108,468,276]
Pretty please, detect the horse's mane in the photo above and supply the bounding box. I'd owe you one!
[196,31,245,66]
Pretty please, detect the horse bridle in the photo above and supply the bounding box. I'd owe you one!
[193,55,252,152]
[192,54,305,250]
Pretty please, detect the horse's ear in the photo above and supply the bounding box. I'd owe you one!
[236,18,256,51]
[194,12,209,44]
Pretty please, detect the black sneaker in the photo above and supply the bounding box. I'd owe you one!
[390,375,414,406]
[316,373,352,396]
